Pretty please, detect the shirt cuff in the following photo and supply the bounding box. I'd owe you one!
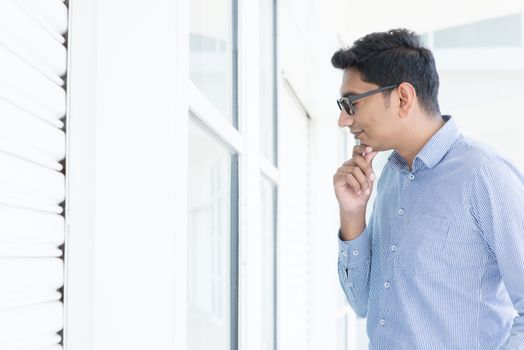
[338,228,371,268]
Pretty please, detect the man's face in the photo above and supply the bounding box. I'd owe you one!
[338,68,398,151]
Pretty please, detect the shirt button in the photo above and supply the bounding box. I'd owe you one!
[384,281,390,288]
[352,250,359,256]
[391,245,397,252]
[379,319,385,326]
[409,174,415,180]
[341,251,347,257]
[398,208,404,215]
[348,282,353,287]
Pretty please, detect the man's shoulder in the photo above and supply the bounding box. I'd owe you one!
[452,135,513,169]
[454,135,520,178]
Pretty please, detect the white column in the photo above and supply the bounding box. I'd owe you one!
[93,1,178,348]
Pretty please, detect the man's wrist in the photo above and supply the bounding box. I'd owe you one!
[339,208,366,240]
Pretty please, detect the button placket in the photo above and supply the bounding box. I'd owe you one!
[380,168,413,328]
[383,171,412,325]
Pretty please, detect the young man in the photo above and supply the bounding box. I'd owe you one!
[332,28,524,349]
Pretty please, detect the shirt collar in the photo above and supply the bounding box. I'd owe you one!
[388,115,461,172]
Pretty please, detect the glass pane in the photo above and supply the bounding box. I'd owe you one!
[434,14,522,48]
[187,117,236,350]
[190,0,235,124]
[260,176,276,350]
[259,0,277,165]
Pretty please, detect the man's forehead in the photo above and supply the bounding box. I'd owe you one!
[343,68,359,80]
[340,70,363,96]
[339,69,373,96]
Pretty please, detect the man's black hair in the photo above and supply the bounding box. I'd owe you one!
[331,28,441,116]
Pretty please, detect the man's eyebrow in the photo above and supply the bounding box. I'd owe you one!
[341,91,359,98]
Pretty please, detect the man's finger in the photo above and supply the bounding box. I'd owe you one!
[352,144,373,158]
[351,156,375,184]
[365,151,379,164]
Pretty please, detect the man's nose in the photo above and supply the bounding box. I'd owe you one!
[338,110,355,128]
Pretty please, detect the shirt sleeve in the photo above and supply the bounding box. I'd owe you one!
[470,155,524,349]
[337,219,372,318]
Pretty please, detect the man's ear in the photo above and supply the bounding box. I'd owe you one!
[397,82,416,117]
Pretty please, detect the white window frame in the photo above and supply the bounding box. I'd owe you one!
[182,0,280,349]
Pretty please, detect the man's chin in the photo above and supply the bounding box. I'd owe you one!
[363,144,391,153]
[376,146,395,153]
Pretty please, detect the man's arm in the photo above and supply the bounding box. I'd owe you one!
[470,155,524,349]
[333,143,377,318]
[337,211,373,318]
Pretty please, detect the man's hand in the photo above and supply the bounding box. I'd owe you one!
[333,144,378,214]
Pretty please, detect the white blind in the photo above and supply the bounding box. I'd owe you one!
[0,0,67,349]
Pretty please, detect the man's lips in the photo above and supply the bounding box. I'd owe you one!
[351,130,363,136]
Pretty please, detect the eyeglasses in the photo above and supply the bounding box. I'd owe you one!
[337,84,398,115]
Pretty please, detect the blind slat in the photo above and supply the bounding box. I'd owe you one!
[0,247,62,258]
[0,258,63,296]
[40,345,63,350]
[0,301,63,345]
[12,0,66,44]
[0,45,66,122]
[1,334,61,350]
[0,137,63,171]
[0,291,62,311]
[0,97,65,165]
[0,1,66,77]
[0,192,63,214]
[0,153,65,204]
[0,206,64,245]
[16,0,68,35]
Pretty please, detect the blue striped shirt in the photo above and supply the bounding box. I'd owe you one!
[338,115,524,349]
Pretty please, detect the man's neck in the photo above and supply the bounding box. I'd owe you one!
[396,115,446,170]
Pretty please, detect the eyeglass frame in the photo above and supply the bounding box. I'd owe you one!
[337,84,399,115]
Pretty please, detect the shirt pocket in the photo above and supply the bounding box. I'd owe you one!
[397,212,450,275]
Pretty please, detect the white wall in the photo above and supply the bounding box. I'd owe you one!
[438,68,524,171]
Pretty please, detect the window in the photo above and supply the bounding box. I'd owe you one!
[188,0,240,348]
[260,176,277,350]
[259,2,278,348]
[187,117,239,350]
[259,0,278,165]
[189,0,237,127]
[188,0,277,348]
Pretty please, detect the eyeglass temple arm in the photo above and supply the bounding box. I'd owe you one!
[348,84,398,102]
